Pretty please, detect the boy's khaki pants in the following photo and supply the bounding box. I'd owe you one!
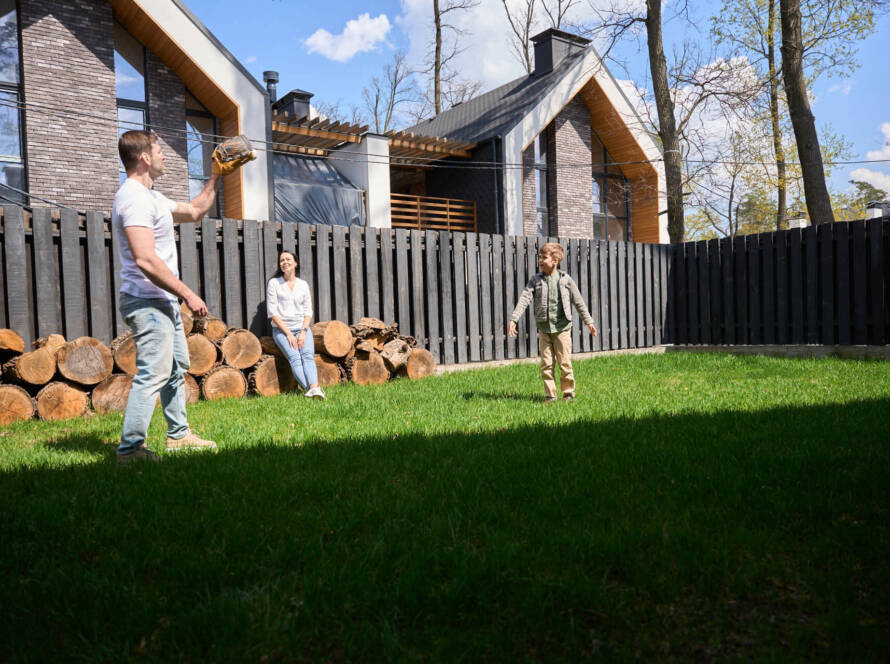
[538,329,574,398]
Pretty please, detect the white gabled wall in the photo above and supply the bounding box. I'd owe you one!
[134,0,271,221]
[329,135,392,228]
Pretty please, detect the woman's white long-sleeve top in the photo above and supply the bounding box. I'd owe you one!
[266,276,313,330]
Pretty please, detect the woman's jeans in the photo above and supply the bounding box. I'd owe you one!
[272,326,318,391]
[117,293,190,455]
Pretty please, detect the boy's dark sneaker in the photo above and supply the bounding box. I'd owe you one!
[563,394,575,402]
[117,445,160,465]
[545,396,557,403]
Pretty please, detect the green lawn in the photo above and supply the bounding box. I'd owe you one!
[1,352,888,662]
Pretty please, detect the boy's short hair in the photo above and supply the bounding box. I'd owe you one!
[540,242,565,263]
[118,130,157,171]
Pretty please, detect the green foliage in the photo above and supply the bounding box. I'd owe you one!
[833,180,889,221]
[1,354,889,661]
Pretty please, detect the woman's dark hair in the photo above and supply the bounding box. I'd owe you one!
[273,250,298,278]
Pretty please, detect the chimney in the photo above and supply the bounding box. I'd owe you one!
[272,89,314,121]
[531,28,590,76]
[263,70,279,103]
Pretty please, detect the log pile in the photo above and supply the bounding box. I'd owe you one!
[0,311,436,426]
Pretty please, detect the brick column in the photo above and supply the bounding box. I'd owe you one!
[146,51,188,203]
[550,95,593,238]
[521,143,536,236]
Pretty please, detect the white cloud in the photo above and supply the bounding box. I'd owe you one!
[305,13,391,63]
[245,55,257,64]
[828,81,853,96]
[865,122,890,161]
[849,168,890,194]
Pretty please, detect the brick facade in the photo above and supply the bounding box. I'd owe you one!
[522,140,536,236]
[549,95,592,238]
[18,0,211,211]
[20,0,119,211]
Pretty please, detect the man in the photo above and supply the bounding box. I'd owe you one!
[114,130,250,463]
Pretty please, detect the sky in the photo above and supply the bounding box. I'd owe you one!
[183,0,890,198]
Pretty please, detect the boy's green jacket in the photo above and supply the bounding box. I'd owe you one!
[510,270,594,326]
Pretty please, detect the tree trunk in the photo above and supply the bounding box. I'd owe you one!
[187,334,221,376]
[315,354,342,386]
[646,0,685,242]
[249,355,297,396]
[0,384,35,425]
[405,348,437,379]
[311,320,354,358]
[36,381,89,421]
[380,339,412,372]
[110,331,138,375]
[780,0,834,224]
[0,328,25,361]
[434,0,442,114]
[220,328,263,369]
[33,334,66,355]
[767,0,787,231]
[184,373,200,404]
[193,315,227,341]
[352,350,390,385]
[200,365,247,401]
[2,348,56,386]
[91,374,133,414]
[55,337,113,386]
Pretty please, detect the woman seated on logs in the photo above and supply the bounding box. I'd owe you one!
[267,250,326,399]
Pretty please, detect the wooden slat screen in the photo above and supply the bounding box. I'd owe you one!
[390,193,476,232]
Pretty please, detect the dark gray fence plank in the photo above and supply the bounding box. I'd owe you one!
[569,239,581,350]
[852,222,867,344]
[350,226,365,324]
[4,206,32,343]
[298,223,314,315]
[721,238,734,345]
[748,235,761,345]
[762,233,775,344]
[868,219,884,345]
[222,219,243,329]
[674,242,687,345]
[642,243,653,347]
[790,229,804,344]
[410,230,425,344]
[608,241,619,349]
[479,234,493,361]
[708,238,721,344]
[241,219,265,335]
[687,242,699,345]
[394,229,410,335]
[626,243,636,347]
[440,231,456,364]
[819,224,834,345]
[514,236,527,357]
[805,226,818,344]
[835,222,850,345]
[503,235,516,359]
[281,221,296,255]
[491,234,505,361]
[316,225,332,322]
[60,208,84,340]
[32,208,60,338]
[453,232,469,363]
[697,240,710,345]
[466,232,481,361]
[775,231,788,344]
[526,237,539,356]
[263,221,278,286]
[109,211,124,334]
[579,240,591,351]
[380,229,395,325]
[201,218,221,318]
[635,241,645,347]
[733,236,747,344]
[86,211,111,343]
[425,230,440,360]
[179,222,199,295]
[660,245,669,345]
[651,243,661,347]
[364,227,380,320]
[333,226,349,324]
[617,241,628,348]
[590,241,602,351]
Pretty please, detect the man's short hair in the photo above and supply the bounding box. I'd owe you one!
[540,242,565,263]
[118,130,157,171]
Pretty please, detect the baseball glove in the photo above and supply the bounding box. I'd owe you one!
[212,135,256,177]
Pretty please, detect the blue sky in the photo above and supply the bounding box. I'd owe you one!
[183,0,890,196]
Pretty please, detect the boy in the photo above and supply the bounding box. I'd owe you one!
[508,243,597,402]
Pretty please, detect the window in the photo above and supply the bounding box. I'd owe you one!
[185,91,220,216]
[533,132,549,236]
[591,130,630,241]
[114,21,146,183]
[0,0,25,204]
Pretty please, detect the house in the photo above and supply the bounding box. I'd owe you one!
[404,29,667,243]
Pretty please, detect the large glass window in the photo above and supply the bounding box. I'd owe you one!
[114,21,146,183]
[186,91,220,216]
[591,130,630,241]
[0,0,25,204]
[534,132,549,236]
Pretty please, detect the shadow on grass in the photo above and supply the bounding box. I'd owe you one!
[1,399,888,662]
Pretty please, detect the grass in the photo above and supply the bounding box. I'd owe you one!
[1,352,888,662]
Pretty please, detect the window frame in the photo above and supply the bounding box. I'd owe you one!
[0,1,26,205]
[533,131,550,237]
[591,135,631,242]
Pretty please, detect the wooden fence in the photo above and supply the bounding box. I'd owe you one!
[667,219,890,346]
[0,205,670,364]
[390,193,477,232]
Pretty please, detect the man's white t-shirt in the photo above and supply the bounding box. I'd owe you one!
[113,178,178,302]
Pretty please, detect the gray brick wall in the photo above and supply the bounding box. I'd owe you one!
[522,142,536,236]
[146,51,189,203]
[550,95,592,238]
[20,0,119,211]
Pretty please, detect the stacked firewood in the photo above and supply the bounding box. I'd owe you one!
[0,311,436,426]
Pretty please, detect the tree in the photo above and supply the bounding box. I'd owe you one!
[833,180,889,221]
[502,0,537,73]
[430,0,480,115]
[361,52,417,134]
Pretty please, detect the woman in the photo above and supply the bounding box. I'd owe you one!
[267,250,325,399]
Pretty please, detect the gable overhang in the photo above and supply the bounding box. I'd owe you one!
[501,49,667,242]
[109,0,271,221]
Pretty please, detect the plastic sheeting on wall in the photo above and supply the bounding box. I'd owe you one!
[273,154,365,227]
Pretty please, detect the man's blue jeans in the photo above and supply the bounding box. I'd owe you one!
[272,326,318,390]
[117,293,189,455]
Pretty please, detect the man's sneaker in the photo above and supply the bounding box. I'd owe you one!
[166,432,217,453]
[305,387,326,400]
[117,445,161,465]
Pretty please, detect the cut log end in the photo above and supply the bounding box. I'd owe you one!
[311,320,354,358]
[194,315,227,342]
[110,331,137,375]
[187,334,221,376]
[184,373,200,405]
[0,384,35,425]
[352,350,389,386]
[32,334,66,355]
[0,328,25,360]
[200,365,247,401]
[405,348,436,379]
[249,355,297,396]
[56,337,113,385]
[314,354,342,387]
[220,329,263,369]
[91,374,133,414]
[36,382,89,421]
[2,348,56,386]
